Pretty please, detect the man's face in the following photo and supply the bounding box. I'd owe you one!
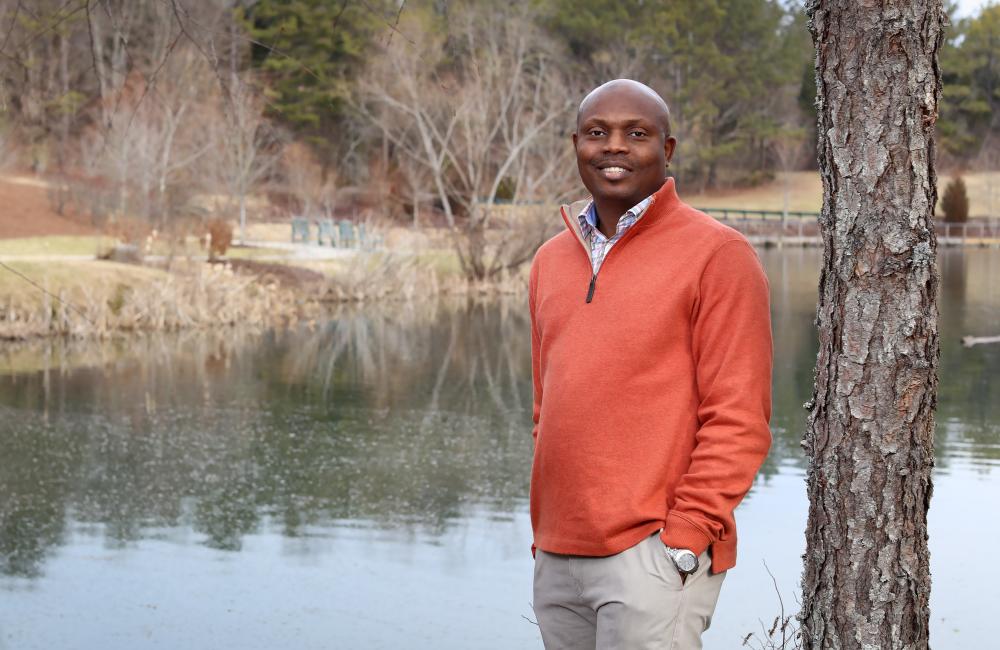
[573,87,676,209]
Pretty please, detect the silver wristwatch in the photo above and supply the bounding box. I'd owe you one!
[663,545,699,575]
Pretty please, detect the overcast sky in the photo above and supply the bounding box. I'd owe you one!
[955,0,993,18]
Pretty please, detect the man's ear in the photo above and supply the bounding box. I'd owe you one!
[572,131,578,148]
[664,135,678,165]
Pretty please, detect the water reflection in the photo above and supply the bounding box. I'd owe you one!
[1,249,998,584]
[931,248,1000,471]
[0,299,535,579]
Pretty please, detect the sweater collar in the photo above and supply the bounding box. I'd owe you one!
[560,178,680,253]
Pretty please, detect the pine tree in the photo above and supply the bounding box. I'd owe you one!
[241,0,391,163]
[801,1,943,647]
[941,175,970,223]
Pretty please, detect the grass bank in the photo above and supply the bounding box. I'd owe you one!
[0,235,115,257]
[0,245,526,341]
[0,259,315,341]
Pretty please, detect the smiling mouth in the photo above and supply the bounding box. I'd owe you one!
[598,166,630,180]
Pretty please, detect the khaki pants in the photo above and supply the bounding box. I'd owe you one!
[532,533,725,649]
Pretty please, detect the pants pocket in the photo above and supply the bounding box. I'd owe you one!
[647,534,685,590]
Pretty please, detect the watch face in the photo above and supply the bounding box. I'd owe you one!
[675,551,698,573]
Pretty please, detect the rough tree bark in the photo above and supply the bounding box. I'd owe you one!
[800,2,944,649]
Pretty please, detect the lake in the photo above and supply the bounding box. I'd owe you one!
[1,248,998,649]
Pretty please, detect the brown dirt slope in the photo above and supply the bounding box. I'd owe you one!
[0,174,96,239]
[225,258,327,287]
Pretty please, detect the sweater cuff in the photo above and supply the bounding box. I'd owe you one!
[661,512,713,556]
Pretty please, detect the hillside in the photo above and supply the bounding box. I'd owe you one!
[0,175,95,239]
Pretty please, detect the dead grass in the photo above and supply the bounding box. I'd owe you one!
[294,252,444,301]
[0,259,316,341]
[0,260,165,305]
[243,221,294,243]
[685,170,1000,218]
[225,245,290,260]
[0,235,117,257]
[0,248,523,341]
[0,233,290,262]
[285,249,526,302]
[684,172,822,213]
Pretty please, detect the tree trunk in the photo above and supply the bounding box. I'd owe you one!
[800,2,944,649]
[239,193,247,245]
[56,27,71,215]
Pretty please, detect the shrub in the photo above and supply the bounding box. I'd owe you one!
[207,219,233,259]
[941,176,970,223]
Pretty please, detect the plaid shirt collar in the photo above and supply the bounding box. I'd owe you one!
[577,196,654,241]
[576,196,654,274]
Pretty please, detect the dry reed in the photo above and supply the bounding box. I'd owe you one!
[320,251,528,303]
[1,252,530,342]
[0,262,317,341]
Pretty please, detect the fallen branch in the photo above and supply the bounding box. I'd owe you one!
[962,335,1000,348]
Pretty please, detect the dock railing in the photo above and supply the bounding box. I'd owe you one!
[697,207,821,245]
[935,221,1000,246]
[697,207,1000,247]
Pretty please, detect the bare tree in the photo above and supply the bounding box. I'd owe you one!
[770,122,807,240]
[800,2,944,648]
[282,141,338,221]
[357,4,578,280]
[0,0,94,176]
[211,74,285,243]
[138,53,215,222]
[77,49,215,228]
[84,0,187,128]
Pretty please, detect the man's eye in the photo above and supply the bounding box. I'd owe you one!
[630,130,647,137]
[588,129,605,137]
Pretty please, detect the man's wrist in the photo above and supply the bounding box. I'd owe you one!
[662,544,699,574]
[661,512,712,557]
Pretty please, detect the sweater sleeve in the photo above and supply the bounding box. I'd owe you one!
[660,239,773,556]
[529,259,542,443]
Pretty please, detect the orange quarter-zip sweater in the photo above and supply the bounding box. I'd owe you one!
[528,178,772,573]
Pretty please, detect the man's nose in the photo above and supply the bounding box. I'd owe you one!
[603,131,629,153]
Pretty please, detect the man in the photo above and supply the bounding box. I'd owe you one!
[528,79,773,649]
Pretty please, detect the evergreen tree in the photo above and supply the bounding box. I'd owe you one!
[540,0,655,68]
[242,0,392,164]
[643,0,806,187]
[941,175,970,222]
[939,2,1000,161]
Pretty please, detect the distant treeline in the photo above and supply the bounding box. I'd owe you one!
[0,0,994,229]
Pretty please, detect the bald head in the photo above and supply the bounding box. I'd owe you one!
[577,79,672,136]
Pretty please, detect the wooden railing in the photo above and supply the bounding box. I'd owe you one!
[935,221,1000,244]
[697,207,821,221]
[697,207,1000,247]
[697,207,821,244]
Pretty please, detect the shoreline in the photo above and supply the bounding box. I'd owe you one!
[0,254,527,343]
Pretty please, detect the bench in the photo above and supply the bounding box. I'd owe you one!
[291,217,310,243]
[317,218,336,246]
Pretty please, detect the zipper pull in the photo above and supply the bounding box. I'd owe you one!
[586,274,597,303]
